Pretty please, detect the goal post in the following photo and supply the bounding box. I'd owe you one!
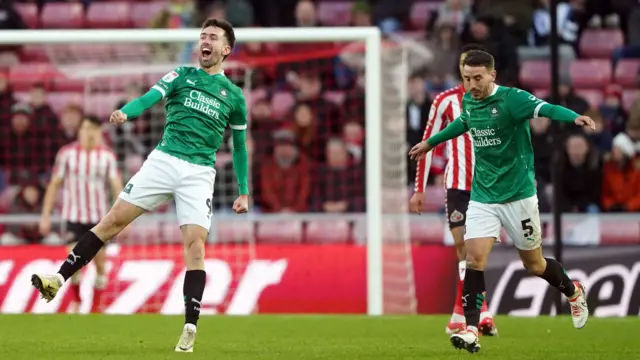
[0,27,393,315]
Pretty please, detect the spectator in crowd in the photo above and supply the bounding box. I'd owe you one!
[406,71,432,184]
[28,82,57,128]
[312,138,365,213]
[529,0,581,49]
[290,103,327,162]
[351,1,372,27]
[0,183,43,245]
[342,121,364,165]
[294,70,343,135]
[426,22,461,91]
[150,0,196,62]
[530,117,554,212]
[250,98,279,156]
[429,0,472,35]
[0,103,44,185]
[295,0,319,27]
[560,133,602,213]
[0,72,15,124]
[343,70,365,123]
[259,129,311,212]
[57,103,83,148]
[113,83,150,158]
[544,79,590,116]
[599,84,628,136]
[583,108,613,154]
[474,0,535,45]
[461,16,519,85]
[601,132,640,212]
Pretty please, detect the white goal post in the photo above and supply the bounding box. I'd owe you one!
[0,27,386,315]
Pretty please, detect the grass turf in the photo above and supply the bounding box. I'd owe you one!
[0,315,637,359]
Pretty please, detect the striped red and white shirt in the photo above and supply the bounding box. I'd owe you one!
[53,142,120,224]
[415,85,474,192]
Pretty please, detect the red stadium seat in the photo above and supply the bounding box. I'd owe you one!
[84,92,124,118]
[8,63,58,91]
[86,72,146,92]
[305,220,351,243]
[579,29,624,58]
[409,2,439,30]
[216,220,255,243]
[130,2,166,28]
[520,61,551,89]
[40,3,84,29]
[533,89,549,100]
[317,2,353,26]
[53,76,86,92]
[574,89,603,109]
[622,90,638,112]
[15,3,39,28]
[47,92,84,114]
[614,60,640,88]
[256,221,303,243]
[569,60,612,88]
[112,44,153,63]
[271,91,295,119]
[86,2,132,28]
[68,44,113,63]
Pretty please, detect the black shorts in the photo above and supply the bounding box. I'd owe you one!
[445,189,471,230]
[63,222,97,245]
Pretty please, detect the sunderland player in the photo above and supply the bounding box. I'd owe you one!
[409,51,591,353]
[31,19,249,353]
[410,44,497,337]
[39,115,122,313]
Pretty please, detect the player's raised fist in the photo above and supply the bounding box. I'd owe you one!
[109,110,127,125]
[232,195,249,214]
[409,192,424,215]
[409,141,433,161]
[574,115,596,130]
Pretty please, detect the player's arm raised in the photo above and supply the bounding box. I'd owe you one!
[229,92,250,214]
[113,69,182,124]
[507,89,596,129]
[40,150,66,235]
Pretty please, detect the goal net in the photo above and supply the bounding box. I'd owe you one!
[0,28,414,315]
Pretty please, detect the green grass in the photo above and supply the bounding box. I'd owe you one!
[0,315,637,359]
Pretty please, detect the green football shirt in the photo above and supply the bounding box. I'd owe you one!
[426,85,579,204]
[151,66,247,167]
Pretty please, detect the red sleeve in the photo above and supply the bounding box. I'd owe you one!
[626,163,640,211]
[414,96,447,192]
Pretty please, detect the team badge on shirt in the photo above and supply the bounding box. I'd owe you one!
[220,88,228,97]
[162,71,179,83]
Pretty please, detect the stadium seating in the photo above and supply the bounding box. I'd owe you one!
[409,2,439,30]
[520,61,551,89]
[622,90,638,112]
[40,3,84,29]
[599,221,640,244]
[14,3,39,29]
[86,2,133,29]
[216,220,255,243]
[579,29,624,58]
[8,63,58,90]
[306,220,351,243]
[46,92,85,114]
[574,89,604,109]
[130,2,166,28]
[257,221,303,243]
[569,60,612,89]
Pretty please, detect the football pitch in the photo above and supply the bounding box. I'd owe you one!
[1,315,637,359]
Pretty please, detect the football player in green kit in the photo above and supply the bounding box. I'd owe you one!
[31,19,248,353]
[409,50,593,353]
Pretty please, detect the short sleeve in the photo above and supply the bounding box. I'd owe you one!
[151,67,184,98]
[506,88,549,123]
[229,91,248,131]
[52,149,67,178]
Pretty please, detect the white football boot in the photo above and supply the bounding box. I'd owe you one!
[569,281,589,329]
[174,324,197,353]
[450,326,480,353]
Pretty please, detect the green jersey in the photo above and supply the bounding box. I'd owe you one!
[152,66,247,167]
[427,85,579,204]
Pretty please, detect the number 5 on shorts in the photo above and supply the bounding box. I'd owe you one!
[521,218,534,240]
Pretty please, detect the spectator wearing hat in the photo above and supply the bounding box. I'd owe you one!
[601,133,640,212]
[599,84,628,136]
[258,128,311,213]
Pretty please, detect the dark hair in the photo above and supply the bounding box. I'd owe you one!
[82,114,102,127]
[201,18,236,61]
[459,43,486,58]
[462,50,495,70]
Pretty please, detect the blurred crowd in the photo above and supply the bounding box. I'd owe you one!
[0,0,640,244]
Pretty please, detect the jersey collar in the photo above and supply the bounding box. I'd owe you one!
[198,68,226,77]
[489,84,499,96]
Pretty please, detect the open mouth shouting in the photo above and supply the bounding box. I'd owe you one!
[201,45,213,62]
